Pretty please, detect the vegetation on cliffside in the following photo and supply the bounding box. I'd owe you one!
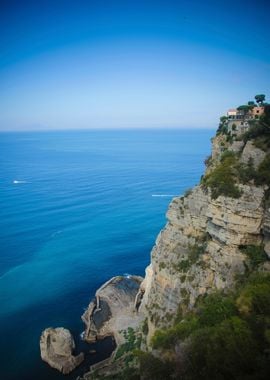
[202,148,270,199]
[203,101,270,199]
[88,272,270,380]
[202,150,242,199]
[150,272,270,380]
[243,105,270,151]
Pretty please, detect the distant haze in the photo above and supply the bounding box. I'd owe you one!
[0,0,269,131]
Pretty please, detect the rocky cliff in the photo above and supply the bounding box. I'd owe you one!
[138,130,269,341]
[79,104,270,379]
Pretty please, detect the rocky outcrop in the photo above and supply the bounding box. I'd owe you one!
[240,140,266,168]
[40,327,84,374]
[82,276,143,346]
[138,133,268,341]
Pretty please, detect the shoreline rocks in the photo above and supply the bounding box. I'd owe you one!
[40,327,84,374]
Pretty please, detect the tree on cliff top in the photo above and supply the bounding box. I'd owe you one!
[248,101,256,109]
[255,94,265,106]
[237,105,251,116]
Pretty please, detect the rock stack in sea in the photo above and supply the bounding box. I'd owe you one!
[40,327,84,374]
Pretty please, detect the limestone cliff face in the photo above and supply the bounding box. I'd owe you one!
[138,133,268,340]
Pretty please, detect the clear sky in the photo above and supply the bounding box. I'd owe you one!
[0,0,269,130]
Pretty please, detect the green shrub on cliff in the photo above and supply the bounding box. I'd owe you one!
[202,151,242,199]
[150,273,270,380]
[135,351,174,380]
[141,318,149,335]
[152,293,236,350]
[152,316,199,349]
[216,116,228,135]
[203,148,270,199]
[243,104,270,150]
[236,157,257,184]
[95,367,140,380]
[114,327,142,360]
[244,125,270,151]
[172,244,205,273]
[236,272,270,316]
[186,316,257,380]
[197,293,236,327]
[172,259,191,273]
[255,154,270,187]
[240,245,268,270]
[206,105,270,199]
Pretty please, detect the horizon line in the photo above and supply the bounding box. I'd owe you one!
[0,125,216,133]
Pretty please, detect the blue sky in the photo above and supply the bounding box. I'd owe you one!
[0,0,269,130]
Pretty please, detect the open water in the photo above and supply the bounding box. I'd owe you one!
[0,128,213,379]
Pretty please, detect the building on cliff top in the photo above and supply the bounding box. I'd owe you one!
[227,106,264,133]
[227,106,264,120]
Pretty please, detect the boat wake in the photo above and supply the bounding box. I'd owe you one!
[51,230,63,238]
[151,194,176,197]
[13,180,28,184]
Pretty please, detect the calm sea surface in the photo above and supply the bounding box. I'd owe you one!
[0,128,213,380]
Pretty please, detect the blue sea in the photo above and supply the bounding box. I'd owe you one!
[0,128,213,380]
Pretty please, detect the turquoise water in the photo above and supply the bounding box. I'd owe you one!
[0,128,213,379]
